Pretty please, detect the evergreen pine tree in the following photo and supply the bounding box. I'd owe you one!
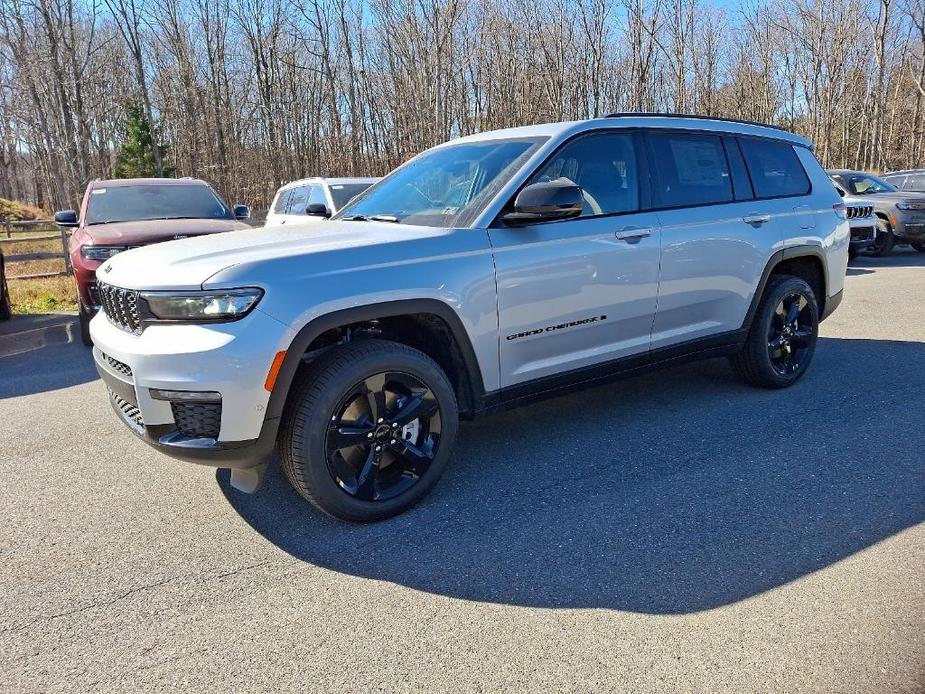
[114,101,174,178]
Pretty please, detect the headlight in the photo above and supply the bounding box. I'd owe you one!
[896,200,925,211]
[142,288,264,321]
[81,245,127,261]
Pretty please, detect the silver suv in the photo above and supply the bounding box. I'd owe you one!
[90,115,849,522]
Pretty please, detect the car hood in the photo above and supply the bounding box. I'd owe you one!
[82,218,250,245]
[100,220,454,290]
[847,191,925,205]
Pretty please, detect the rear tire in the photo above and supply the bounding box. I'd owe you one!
[730,275,819,389]
[869,220,895,257]
[278,339,459,522]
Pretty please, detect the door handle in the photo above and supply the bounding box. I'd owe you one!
[742,213,770,226]
[614,226,652,240]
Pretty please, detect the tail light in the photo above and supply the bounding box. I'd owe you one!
[833,203,847,220]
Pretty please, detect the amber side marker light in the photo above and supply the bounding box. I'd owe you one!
[265,351,287,392]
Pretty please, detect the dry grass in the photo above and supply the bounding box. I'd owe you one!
[7,275,77,314]
[2,237,76,314]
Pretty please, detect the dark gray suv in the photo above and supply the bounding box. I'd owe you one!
[829,169,925,255]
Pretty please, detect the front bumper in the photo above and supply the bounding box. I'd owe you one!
[848,220,876,250]
[892,214,925,240]
[90,307,295,468]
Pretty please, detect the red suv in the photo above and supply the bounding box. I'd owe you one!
[55,178,251,345]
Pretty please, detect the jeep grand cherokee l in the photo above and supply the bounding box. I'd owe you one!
[90,115,848,522]
[55,177,251,345]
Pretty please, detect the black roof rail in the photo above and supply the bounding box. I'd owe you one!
[599,112,788,132]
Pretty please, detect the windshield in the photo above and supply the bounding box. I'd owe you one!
[832,173,897,195]
[335,137,546,227]
[86,183,232,225]
[329,182,376,210]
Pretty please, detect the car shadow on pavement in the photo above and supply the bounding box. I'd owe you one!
[0,314,98,398]
[851,247,925,270]
[219,337,925,615]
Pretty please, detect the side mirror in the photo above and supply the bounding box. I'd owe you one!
[501,180,584,226]
[306,202,331,218]
[54,209,79,227]
[233,204,250,220]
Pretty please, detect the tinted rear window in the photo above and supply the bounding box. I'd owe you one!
[647,132,733,207]
[739,139,811,198]
[86,184,231,225]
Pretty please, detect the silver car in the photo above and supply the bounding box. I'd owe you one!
[90,115,848,522]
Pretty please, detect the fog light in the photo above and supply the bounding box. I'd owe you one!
[149,389,221,402]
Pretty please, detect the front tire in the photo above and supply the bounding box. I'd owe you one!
[869,220,895,257]
[77,299,93,346]
[0,254,11,321]
[279,339,459,522]
[730,275,819,389]
[911,241,925,253]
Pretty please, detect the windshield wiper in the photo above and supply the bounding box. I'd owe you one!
[340,215,368,221]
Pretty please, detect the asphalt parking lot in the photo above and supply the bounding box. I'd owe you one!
[1,252,923,693]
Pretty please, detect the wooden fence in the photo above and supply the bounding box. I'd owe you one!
[0,219,71,280]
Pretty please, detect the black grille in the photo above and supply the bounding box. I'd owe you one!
[88,282,100,306]
[110,390,144,428]
[846,205,873,219]
[850,226,875,241]
[98,282,142,334]
[101,352,133,378]
[171,401,222,439]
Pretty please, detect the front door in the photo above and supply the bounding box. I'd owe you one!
[488,131,661,387]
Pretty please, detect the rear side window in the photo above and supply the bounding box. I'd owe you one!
[905,173,925,191]
[647,132,733,208]
[738,138,811,198]
[272,189,291,214]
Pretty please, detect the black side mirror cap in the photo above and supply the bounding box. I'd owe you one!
[54,209,79,227]
[306,203,331,218]
[233,204,250,220]
[501,180,584,226]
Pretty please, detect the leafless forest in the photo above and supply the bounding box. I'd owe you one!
[2,0,925,211]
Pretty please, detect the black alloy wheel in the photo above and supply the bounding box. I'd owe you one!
[325,371,442,502]
[767,292,815,377]
[279,339,458,522]
[730,275,819,389]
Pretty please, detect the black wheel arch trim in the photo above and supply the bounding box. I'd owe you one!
[265,299,486,424]
[742,245,831,330]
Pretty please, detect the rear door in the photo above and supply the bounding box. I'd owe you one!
[489,130,661,386]
[648,131,789,347]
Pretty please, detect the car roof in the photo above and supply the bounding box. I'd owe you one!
[278,177,380,191]
[89,177,210,188]
[445,114,812,148]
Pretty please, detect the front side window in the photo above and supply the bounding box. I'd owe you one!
[85,184,232,225]
[335,137,545,227]
[739,138,811,198]
[528,132,639,217]
[287,186,310,215]
[648,132,733,207]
